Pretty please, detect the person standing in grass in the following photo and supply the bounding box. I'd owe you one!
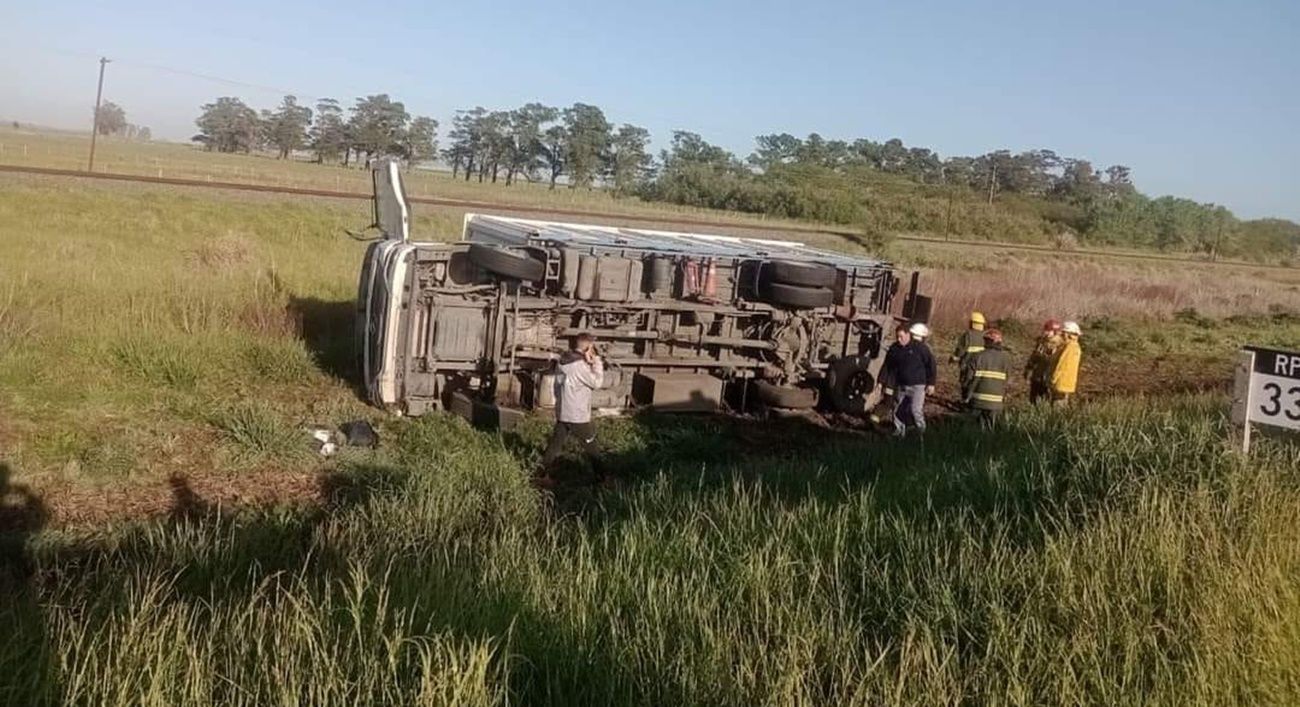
[537,333,606,487]
[1049,321,1082,406]
[962,329,1010,427]
[950,311,987,364]
[1024,319,1063,404]
[879,322,937,437]
[951,311,987,405]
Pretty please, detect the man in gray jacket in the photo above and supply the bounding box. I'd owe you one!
[537,334,606,486]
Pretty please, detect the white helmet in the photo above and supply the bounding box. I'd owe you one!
[1062,321,1081,336]
[908,322,931,339]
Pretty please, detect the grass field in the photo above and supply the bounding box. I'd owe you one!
[3,172,1300,703]
[4,397,1300,704]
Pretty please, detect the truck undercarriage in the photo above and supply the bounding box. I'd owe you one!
[357,161,929,425]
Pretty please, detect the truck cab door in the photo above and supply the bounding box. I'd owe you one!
[372,158,410,243]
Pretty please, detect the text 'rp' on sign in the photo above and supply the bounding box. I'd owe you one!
[1253,347,1300,379]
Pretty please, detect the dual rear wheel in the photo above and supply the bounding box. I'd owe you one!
[760,260,837,309]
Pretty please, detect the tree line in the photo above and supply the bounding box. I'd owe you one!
[93,101,150,141]
[191,95,1299,262]
[193,95,436,167]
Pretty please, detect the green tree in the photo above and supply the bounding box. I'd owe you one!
[1238,218,1300,263]
[444,107,489,181]
[540,124,568,189]
[562,103,611,188]
[503,103,557,185]
[309,98,348,164]
[478,110,512,183]
[749,133,801,170]
[94,101,127,136]
[606,124,653,193]
[348,94,409,165]
[850,138,884,169]
[879,138,909,172]
[265,95,312,159]
[443,107,482,179]
[193,97,261,153]
[1056,158,1101,201]
[796,133,830,166]
[402,116,438,167]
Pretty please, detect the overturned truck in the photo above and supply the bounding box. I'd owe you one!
[358,160,929,425]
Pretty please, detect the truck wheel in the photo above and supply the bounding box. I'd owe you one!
[752,380,818,409]
[468,244,545,281]
[762,282,834,309]
[764,260,837,288]
[826,356,875,414]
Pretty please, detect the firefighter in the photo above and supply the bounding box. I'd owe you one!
[879,322,937,437]
[950,311,987,364]
[962,328,1011,427]
[1024,319,1063,404]
[1050,321,1082,406]
[951,311,986,402]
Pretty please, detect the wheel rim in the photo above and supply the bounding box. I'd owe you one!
[845,370,873,402]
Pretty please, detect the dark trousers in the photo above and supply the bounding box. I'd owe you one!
[975,408,1001,428]
[1028,379,1050,404]
[540,421,602,477]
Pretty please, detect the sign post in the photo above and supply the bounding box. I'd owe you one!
[1232,346,1300,453]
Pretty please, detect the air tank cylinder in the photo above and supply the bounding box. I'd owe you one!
[645,256,673,297]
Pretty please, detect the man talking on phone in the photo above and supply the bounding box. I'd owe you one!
[537,333,606,487]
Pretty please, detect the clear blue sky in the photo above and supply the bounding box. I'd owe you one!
[2,0,1297,220]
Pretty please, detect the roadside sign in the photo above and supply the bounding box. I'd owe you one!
[1232,347,1300,453]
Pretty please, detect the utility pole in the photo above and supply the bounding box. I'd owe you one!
[88,56,110,172]
[987,162,997,205]
[1212,218,1224,262]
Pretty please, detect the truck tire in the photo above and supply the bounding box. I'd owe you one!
[468,244,545,281]
[752,380,818,409]
[762,282,834,309]
[764,260,837,288]
[826,356,875,414]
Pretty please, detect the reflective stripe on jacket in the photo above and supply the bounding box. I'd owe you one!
[962,346,1011,411]
[952,328,985,361]
[1051,338,1081,394]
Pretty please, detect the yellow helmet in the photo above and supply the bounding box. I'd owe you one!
[970,311,986,325]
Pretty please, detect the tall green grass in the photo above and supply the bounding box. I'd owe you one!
[3,399,1298,705]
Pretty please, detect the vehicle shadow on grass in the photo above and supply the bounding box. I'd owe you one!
[528,409,1100,550]
[288,295,357,386]
[19,464,688,704]
[0,462,57,706]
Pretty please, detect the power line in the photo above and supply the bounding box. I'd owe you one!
[27,44,324,101]
[122,60,323,101]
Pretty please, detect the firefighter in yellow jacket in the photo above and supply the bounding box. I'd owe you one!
[961,328,1010,427]
[1050,321,1082,406]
